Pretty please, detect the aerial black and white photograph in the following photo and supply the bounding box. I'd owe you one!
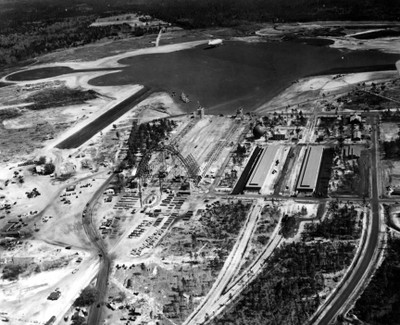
[0,0,400,324]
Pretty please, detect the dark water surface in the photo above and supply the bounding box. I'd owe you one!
[7,41,400,114]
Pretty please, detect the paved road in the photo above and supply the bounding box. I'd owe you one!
[82,174,114,325]
[313,116,381,325]
[203,230,283,324]
[183,203,261,325]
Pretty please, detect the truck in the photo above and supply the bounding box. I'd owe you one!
[44,316,56,325]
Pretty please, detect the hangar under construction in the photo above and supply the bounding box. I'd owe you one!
[245,145,279,192]
[231,145,280,194]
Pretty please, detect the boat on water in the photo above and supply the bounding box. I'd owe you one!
[180,92,190,103]
[207,39,223,47]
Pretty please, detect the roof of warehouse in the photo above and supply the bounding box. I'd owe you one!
[246,145,279,189]
[297,146,324,191]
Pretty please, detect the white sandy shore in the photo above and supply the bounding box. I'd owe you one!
[255,70,398,114]
[330,37,400,54]
[1,40,208,83]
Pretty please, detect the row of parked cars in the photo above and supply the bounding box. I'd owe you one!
[130,229,163,257]
[128,220,152,239]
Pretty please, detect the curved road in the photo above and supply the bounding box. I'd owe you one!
[313,116,381,325]
[82,174,114,325]
[183,203,261,325]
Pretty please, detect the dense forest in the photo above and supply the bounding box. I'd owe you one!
[0,0,156,68]
[0,15,159,67]
[138,0,400,28]
[212,241,355,325]
[0,0,145,32]
[353,236,400,324]
[303,201,361,240]
[124,119,177,167]
[383,137,400,159]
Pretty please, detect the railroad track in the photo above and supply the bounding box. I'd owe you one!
[200,121,240,177]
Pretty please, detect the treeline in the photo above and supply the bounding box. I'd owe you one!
[0,0,143,32]
[353,236,400,324]
[2,0,400,34]
[25,87,98,110]
[303,201,361,240]
[0,0,166,68]
[383,138,400,159]
[138,0,400,28]
[0,16,133,67]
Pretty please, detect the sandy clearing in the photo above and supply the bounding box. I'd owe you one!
[135,91,184,121]
[0,256,99,325]
[0,239,91,262]
[380,122,399,142]
[0,103,33,110]
[0,170,66,217]
[330,37,400,54]
[43,84,143,151]
[280,201,319,218]
[33,171,110,246]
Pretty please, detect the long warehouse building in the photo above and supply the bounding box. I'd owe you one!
[231,146,263,195]
[296,146,324,193]
[245,145,279,192]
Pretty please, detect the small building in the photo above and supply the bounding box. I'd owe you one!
[317,131,325,142]
[81,159,92,169]
[104,188,115,196]
[66,185,76,192]
[271,133,286,141]
[352,130,362,141]
[350,114,362,124]
[47,290,61,300]
[59,162,76,175]
[253,125,266,139]
[197,105,205,119]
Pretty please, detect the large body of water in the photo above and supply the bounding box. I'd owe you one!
[8,41,400,114]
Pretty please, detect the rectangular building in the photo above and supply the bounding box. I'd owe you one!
[231,146,263,195]
[245,145,279,192]
[296,146,324,193]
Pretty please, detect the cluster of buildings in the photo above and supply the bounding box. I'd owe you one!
[233,143,326,196]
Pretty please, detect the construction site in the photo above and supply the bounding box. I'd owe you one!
[0,24,399,325]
